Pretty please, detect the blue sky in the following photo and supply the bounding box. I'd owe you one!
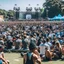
[0,0,45,11]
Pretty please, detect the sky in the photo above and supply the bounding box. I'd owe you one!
[0,0,45,11]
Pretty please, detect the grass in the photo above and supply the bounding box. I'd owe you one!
[5,53,22,64]
[4,53,64,64]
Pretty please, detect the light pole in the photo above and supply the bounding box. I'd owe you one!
[46,9,48,20]
[26,4,32,12]
[34,4,41,20]
[46,6,50,20]
[13,4,20,20]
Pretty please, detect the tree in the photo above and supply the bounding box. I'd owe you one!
[0,9,15,20]
[7,10,14,19]
[43,0,62,18]
[0,9,7,18]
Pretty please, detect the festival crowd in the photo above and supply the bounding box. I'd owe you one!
[0,22,64,64]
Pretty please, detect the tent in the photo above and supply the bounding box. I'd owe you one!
[57,14,64,20]
[49,16,58,21]
[49,14,63,21]
[57,14,62,17]
[61,17,64,20]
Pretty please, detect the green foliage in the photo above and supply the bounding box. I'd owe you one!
[7,10,14,18]
[0,9,14,18]
[43,0,62,18]
[5,53,64,64]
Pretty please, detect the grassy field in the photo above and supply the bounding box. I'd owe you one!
[4,53,64,64]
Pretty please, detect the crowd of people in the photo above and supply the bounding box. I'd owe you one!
[0,22,64,64]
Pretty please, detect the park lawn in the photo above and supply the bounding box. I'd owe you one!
[4,53,64,64]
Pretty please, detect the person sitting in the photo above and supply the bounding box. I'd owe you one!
[45,47,53,61]
[0,51,9,64]
[23,42,41,64]
[39,39,47,59]
[0,40,9,64]
[53,42,62,59]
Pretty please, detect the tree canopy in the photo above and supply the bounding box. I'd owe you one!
[43,0,63,18]
[0,9,14,19]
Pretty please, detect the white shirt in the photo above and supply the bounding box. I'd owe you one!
[39,43,47,55]
[45,42,51,51]
[16,39,22,43]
